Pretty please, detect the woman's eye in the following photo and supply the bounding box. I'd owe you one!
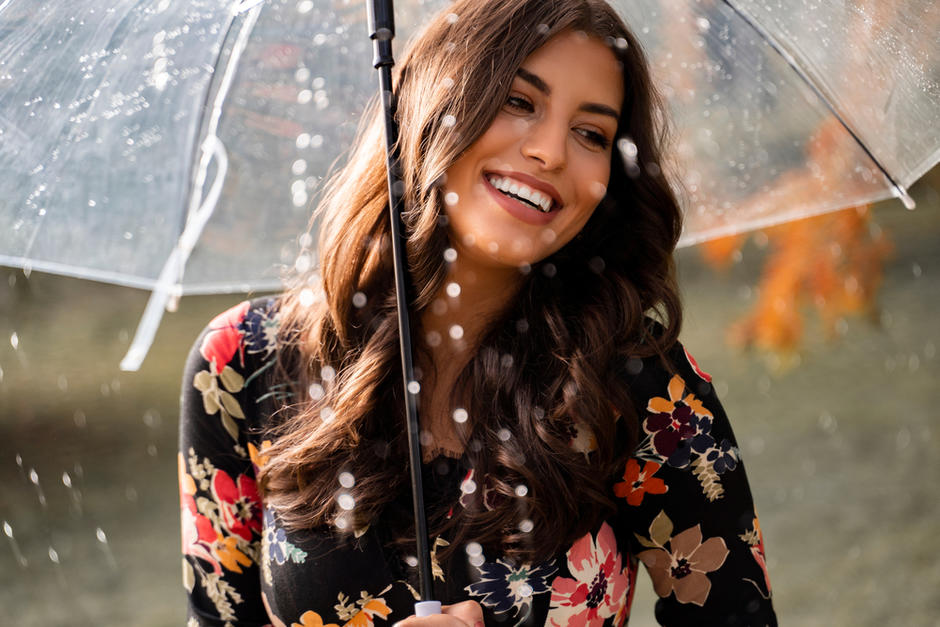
[576,128,611,150]
[505,95,534,113]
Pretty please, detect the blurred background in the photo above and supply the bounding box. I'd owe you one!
[1,166,937,626]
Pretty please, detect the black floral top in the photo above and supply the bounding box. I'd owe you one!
[180,298,776,627]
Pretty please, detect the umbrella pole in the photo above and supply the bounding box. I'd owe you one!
[367,0,440,615]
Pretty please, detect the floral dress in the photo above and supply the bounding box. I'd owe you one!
[180,298,776,627]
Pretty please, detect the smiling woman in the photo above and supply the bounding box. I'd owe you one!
[178,1,777,626]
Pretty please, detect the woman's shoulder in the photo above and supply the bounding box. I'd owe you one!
[188,296,282,368]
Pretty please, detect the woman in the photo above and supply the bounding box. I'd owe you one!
[179,1,776,625]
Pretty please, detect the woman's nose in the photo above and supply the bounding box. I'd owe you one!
[520,118,567,171]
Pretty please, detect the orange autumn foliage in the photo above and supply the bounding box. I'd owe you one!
[700,206,892,355]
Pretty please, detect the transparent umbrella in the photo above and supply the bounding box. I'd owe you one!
[0,0,938,370]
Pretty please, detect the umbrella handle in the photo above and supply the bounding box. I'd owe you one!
[414,601,442,616]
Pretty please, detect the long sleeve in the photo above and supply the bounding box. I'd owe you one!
[615,345,776,626]
[179,301,270,626]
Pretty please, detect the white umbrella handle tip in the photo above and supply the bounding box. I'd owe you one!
[414,601,441,617]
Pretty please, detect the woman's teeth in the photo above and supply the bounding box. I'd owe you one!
[486,175,554,213]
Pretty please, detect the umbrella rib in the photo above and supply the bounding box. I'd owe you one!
[719,0,916,210]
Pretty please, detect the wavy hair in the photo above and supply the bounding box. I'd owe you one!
[258,0,683,564]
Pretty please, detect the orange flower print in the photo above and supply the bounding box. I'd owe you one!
[635,511,729,607]
[613,459,668,506]
[293,610,339,627]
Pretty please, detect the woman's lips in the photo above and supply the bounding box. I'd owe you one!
[482,174,560,226]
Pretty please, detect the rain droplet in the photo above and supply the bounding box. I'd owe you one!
[541,264,557,278]
[299,288,315,306]
[519,583,534,597]
[695,17,711,32]
[297,89,313,104]
[3,522,12,538]
[446,282,461,298]
[588,257,605,274]
[539,229,557,244]
[294,254,312,273]
[589,181,606,199]
[486,241,499,253]
[444,191,459,206]
[292,159,307,175]
[442,114,457,128]
[500,354,513,368]
[818,411,837,434]
[519,519,534,533]
[497,428,511,441]
[309,383,325,400]
[536,23,549,35]
[514,484,528,497]
[321,366,336,381]
[441,77,454,89]
[299,232,313,248]
[426,331,442,347]
[465,542,483,557]
[449,325,464,340]
[404,555,418,567]
[896,427,911,451]
[626,356,643,375]
[320,406,334,422]
[294,67,310,83]
[297,0,313,14]
[48,547,60,563]
[29,469,39,485]
[407,381,421,394]
[444,247,458,263]
[453,408,468,424]
[338,472,355,488]
[334,515,349,530]
[10,332,19,350]
[612,37,628,50]
[912,263,922,278]
[352,292,367,308]
[311,135,324,148]
[445,12,459,24]
[296,133,311,149]
[515,319,529,333]
[924,341,936,360]
[460,479,477,494]
[312,77,325,90]
[96,528,108,543]
[147,444,158,457]
[337,493,355,510]
[62,472,72,488]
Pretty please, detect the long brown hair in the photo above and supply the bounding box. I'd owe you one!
[259,0,683,564]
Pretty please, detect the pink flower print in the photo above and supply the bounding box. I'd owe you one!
[546,522,631,626]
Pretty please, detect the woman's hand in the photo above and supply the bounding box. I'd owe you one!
[392,600,484,627]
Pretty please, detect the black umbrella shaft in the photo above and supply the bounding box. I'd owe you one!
[368,0,435,604]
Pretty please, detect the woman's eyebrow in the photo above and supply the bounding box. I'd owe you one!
[516,68,620,120]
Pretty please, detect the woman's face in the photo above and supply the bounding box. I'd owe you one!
[443,30,624,270]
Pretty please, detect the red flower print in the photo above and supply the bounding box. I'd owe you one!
[613,459,668,506]
[211,468,262,542]
[645,375,713,460]
[546,522,631,626]
[683,348,712,382]
[200,300,250,371]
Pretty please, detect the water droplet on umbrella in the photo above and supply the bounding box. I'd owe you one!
[297,0,313,14]
[3,522,12,538]
[407,381,421,395]
[444,247,458,263]
[453,408,468,424]
[514,484,528,497]
[912,263,922,278]
[588,181,606,199]
[444,191,459,206]
[339,472,355,488]
[818,411,838,434]
[337,493,355,510]
[312,76,325,89]
[519,519,534,533]
[334,515,349,530]
[449,325,464,340]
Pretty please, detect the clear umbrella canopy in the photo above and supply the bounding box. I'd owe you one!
[1,0,938,362]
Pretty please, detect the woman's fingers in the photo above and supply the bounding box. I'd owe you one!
[392,600,484,627]
[442,600,484,626]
